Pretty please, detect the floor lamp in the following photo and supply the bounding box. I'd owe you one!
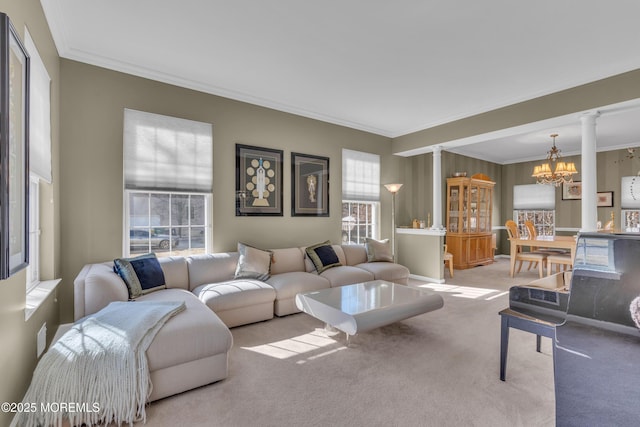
[384,183,403,262]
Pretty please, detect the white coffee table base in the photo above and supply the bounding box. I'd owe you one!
[295,280,444,339]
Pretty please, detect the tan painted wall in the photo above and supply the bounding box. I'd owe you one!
[0,1,61,425]
[58,60,399,322]
[396,232,444,280]
[393,69,640,154]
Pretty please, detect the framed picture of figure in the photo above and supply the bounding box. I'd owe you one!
[235,144,283,216]
[291,152,329,217]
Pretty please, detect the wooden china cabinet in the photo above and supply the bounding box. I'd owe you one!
[446,174,495,269]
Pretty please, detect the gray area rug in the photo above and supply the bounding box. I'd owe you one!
[143,259,555,426]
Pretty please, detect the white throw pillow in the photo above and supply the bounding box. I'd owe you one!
[365,238,393,262]
[234,242,273,280]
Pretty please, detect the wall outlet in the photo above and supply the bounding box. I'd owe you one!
[37,323,47,357]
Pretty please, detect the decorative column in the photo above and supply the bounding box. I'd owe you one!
[580,111,600,231]
[431,145,444,230]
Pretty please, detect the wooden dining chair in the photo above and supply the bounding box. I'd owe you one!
[444,244,454,278]
[524,220,568,255]
[547,253,573,276]
[505,220,546,278]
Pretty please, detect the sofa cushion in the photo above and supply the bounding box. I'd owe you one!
[321,265,374,287]
[234,242,272,280]
[355,262,409,285]
[365,238,393,262]
[305,241,342,273]
[187,253,239,290]
[341,244,368,266]
[193,279,276,314]
[266,271,331,300]
[269,247,306,275]
[114,253,166,299]
[159,256,189,290]
[267,271,332,316]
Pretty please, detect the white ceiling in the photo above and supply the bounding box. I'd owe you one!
[41,0,640,163]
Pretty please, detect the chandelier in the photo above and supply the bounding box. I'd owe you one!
[532,134,578,186]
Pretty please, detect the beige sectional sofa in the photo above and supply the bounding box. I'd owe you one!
[73,243,409,402]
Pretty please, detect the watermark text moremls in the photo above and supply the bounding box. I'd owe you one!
[40,402,100,413]
[1,401,100,413]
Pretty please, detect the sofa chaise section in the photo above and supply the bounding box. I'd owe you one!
[136,288,233,401]
[73,257,233,402]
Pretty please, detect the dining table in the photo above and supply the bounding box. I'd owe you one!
[509,235,577,278]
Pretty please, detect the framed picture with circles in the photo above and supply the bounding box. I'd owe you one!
[235,144,283,216]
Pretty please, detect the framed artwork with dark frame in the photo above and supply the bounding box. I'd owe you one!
[597,191,614,208]
[235,144,283,216]
[562,181,582,201]
[0,13,30,279]
[291,152,329,217]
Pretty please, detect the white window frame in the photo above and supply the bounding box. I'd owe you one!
[341,200,380,244]
[123,190,212,257]
[24,27,50,293]
[26,175,40,292]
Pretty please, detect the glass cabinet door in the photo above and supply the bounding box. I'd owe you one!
[463,184,470,232]
[447,178,493,235]
[448,185,460,232]
[468,185,477,232]
[478,186,489,232]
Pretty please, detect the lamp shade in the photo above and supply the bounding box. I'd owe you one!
[384,183,403,193]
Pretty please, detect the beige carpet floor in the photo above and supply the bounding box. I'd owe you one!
[142,258,556,427]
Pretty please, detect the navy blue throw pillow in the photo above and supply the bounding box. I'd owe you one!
[114,253,166,299]
[305,241,342,273]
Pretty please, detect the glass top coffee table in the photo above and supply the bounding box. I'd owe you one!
[295,280,444,340]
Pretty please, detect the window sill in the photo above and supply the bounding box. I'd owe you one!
[25,279,62,321]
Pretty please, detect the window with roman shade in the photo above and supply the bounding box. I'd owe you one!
[123,109,213,256]
[24,28,50,291]
[341,149,380,243]
[513,184,556,237]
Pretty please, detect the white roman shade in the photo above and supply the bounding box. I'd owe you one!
[123,109,213,193]
[25,28,52,183]
[513,184,555,210]
[342,149,380,202]
[621,176,640,208]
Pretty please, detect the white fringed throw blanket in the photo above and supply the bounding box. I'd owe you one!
[15,300,185,427]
